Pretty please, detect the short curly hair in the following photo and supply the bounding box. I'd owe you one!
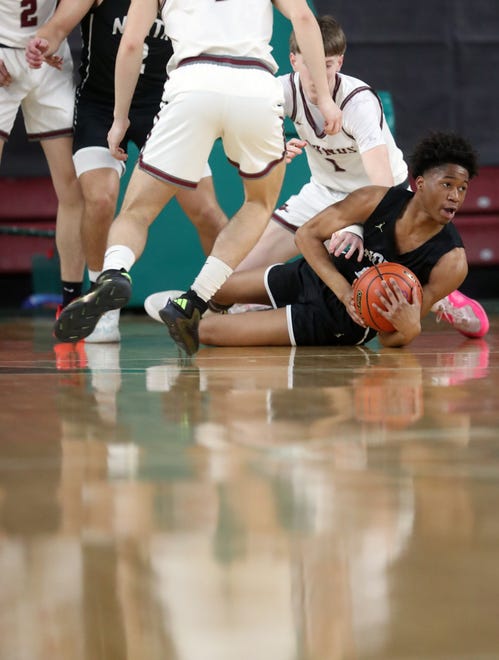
[410,132,478,179]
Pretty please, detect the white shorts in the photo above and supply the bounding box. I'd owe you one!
[0,41,74,140]
[73,145,212,180]
[139,63,285,188]
[272,179,349,232]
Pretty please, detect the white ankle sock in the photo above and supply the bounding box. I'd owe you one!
[191,256,233,302]
[88,269,100,283]
[102,245,136,273]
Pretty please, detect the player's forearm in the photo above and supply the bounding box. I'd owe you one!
[291,13,332,104]
[113,44,143,121]
[36,0,91,54]
[295,226,352,304]
[34,22,67,54]
[113,0,157,121]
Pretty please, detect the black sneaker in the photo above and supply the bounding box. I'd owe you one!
[54,269,132,342]
[159,296,201,356]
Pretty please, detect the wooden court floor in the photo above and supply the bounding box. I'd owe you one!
[1,306,499,660]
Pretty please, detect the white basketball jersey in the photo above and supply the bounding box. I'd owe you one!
[281,71,408,192]
[0,0,57,48]
[160,0,278,74]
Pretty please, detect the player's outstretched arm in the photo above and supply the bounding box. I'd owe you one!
[25,0,94,68]
[296,186,385,296]
[108,0,157,159]
[295,191,375,319]
[275,0,342,134]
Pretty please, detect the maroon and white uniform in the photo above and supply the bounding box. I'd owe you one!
[273,71,408,231]
[139,0,285,187]
[0,0,74,142]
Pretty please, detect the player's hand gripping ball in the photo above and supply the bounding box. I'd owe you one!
[352,262,423,332]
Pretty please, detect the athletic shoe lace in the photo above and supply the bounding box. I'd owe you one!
[434,299,480,333]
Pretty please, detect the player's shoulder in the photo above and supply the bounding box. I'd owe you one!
[344,185,391,215]
[336,72,378,106]
[355,184,391,203]
[336,71,371,91]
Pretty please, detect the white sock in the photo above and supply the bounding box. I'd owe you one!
[191,256,233,302]
[102,245,136,273]
[88,269,100,283]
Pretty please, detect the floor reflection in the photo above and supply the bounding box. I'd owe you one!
[0,315,499,659]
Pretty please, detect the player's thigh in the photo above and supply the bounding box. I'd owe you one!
[73,97,125,178]
[79,167,120,210]
[120,164,177,225]
[265,261,306,307]
[199,308,290,347]
[176,165,219,218]
[140,92,221,185]
[237,221,297,271]
[40,136,79,197]
[74,145,124,179]
[241,161,285,215]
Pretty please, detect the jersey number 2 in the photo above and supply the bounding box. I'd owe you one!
[21,0,38,27]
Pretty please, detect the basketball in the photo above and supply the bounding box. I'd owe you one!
[352,262,423,333]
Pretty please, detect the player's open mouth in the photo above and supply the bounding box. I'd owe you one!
[442,206,457,220]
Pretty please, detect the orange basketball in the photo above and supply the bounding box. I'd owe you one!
[352,262,423,333]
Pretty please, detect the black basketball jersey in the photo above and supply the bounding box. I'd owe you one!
[333,187,465,286]
[77,0,172,107]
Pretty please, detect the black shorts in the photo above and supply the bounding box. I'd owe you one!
[266,259,376,346]
[72,92,163,154]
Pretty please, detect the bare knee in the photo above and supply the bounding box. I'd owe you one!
[243,196,276,222]
[179,185,227,232]
[84,189,117,225]
[191,203,226,234]
[55,176,83,207]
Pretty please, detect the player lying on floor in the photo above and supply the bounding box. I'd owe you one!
[148,132,483,351]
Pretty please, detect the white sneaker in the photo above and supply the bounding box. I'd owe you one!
[144,290,183,323]
[84,309,121,343]
[228,303,272,314]
[143,290,271,321]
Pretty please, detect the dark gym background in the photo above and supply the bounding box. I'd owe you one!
[314,0,499,166]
